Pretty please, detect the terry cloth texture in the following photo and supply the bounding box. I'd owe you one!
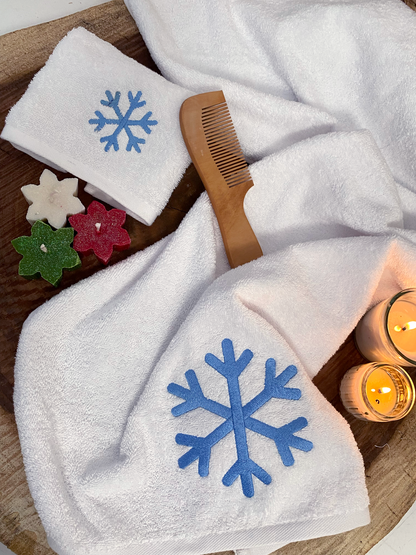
[0,27,192,226]
[12,1,416,555]
[125,0,416,191]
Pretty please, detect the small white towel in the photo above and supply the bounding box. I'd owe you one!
[0,27,192,226]
[15,129,416,555]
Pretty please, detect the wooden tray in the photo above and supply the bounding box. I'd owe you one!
[1,1,416,554]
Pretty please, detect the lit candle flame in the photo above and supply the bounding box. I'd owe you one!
[95,223,101,232]
[394,321,416,332]
[40,244,48,253]
[378,387,391,394]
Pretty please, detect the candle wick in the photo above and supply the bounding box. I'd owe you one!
[95,222,101,232]
[40,244,48,253]
[394,321,416,332]
[378,387,391,394]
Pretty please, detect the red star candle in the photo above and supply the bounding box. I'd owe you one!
[68,201,131,264]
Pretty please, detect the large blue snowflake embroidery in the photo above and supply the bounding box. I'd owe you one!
[168,338,313,498]
[89,90,158,152]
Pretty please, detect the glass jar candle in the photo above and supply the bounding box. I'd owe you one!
[340,362,415,422]
[355,289,416,367]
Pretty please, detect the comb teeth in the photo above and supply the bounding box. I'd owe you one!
[201,102,251,188]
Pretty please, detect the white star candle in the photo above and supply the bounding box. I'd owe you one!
[21,169,85,229]
[355,289,416,367]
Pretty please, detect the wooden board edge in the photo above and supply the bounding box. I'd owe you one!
[0,0,138,85]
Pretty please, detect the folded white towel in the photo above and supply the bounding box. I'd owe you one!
[0,27,192,226]
[15,129,416,555]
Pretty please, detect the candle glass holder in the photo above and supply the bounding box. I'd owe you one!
[355,288,416,367]
[340,362,415,422]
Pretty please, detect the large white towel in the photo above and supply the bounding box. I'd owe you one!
[125,0,416,189]
[1,27,192,226]
[14,129,416,555]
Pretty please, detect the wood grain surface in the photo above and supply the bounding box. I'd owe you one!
[0,1,415,554]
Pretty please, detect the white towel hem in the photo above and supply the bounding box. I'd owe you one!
[0,124,159,225]
[46,506,370,555]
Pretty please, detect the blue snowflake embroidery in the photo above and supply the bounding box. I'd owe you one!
[89,90,158,152]
[167,338,313,498]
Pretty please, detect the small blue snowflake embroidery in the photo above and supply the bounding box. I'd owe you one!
[89,90,158,152]
[168,338,313,498]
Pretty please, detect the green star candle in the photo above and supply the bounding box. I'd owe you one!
[11,220,81,286]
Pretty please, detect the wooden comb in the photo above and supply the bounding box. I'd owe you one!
[179,90,263,269]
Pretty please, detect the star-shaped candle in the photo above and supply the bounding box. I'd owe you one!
[68,201,131,264]
[11,220,81,286]
[21,169,85,229]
